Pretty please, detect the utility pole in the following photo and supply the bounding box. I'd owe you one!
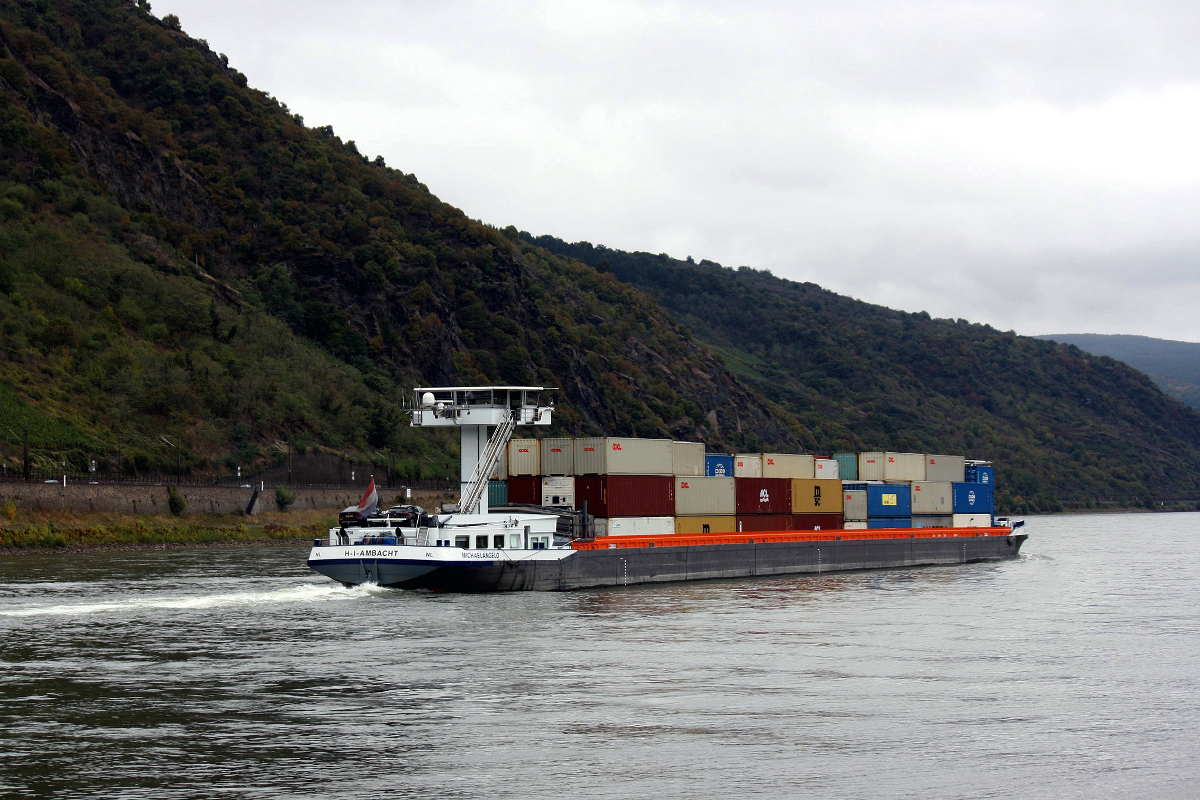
[22,426,28,481]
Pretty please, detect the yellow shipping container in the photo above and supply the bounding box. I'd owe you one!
[674,516,737,534]
[791,479,844,514]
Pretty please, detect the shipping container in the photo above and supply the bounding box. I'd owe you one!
[574,475,675,517]
[541,476,575,508]
[488,480,508,507]
[867,484,913,517]
[813,458,840,479]
[791,479,844,514]
[833,452,859,481]
[952,513,992,527]
[762,453,815,479]
[674,476,736,516]
[736,515,794,532]
[965,465,995,485]
[952,482,994,514]
[733,454,762,477]
[792,513,844,530]
[910,481,953,515]
[594,517,676,537]
[675,515,737,535]
[506,475,540,504]
[574,437,674,475]
[912,514,952,529]
[859,452,925,481]
[491,446,507,480]
[735,477,792,515]
[672,441,706,477]
[843,520,868,530]
[924,454,966,483]
[706,454,735,477]
[843,489,867,521]
[539,438,574,476]
[507,439,541,476]
[868,517,912,529]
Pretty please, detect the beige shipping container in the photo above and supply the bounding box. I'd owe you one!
[762,453,815,479]
[507,439,540,476]
[952,513,992,528]
[541,476,575,508]
[674,476,736,516]
[844,520,868,530]
[813,458,840,479]
[924,454,966,483]
[733,454,762,478]
[675,515,737,534]
[540,438,574,475]
[595,516,676,537]
[672,441,706,477]
[859,452,926,481]
[843,488,868,521]
[574,437,674,475]
[791,479,844,514]
[910,481,953,515]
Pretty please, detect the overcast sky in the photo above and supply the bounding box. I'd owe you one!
[154,0,1200,342]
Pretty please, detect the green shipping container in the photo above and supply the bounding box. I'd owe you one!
[833,452,858,481]
[488,480,508,507]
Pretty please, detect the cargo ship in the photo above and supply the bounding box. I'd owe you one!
[307,386,1027,592]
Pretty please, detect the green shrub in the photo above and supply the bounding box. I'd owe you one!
[274,485,296,511]
[167,486,187,515]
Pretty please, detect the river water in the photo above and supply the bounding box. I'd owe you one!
[1,513,1197,799]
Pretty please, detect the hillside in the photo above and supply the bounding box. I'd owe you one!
[1038,334,1200,412]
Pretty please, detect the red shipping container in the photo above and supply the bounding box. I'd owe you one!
[736,515,794,532]
[574,475,674,517]
[506,476,540,504]
[735,477,792,515]
[792,513,844,531]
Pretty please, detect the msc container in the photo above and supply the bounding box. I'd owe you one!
[833,452,858,481]
[507,439,540,476]
[910,481,953,515]
[488,480,508,507]
[859,452,926,481]
[912,514,952,529]
[735,477,792,515]
[925,454,966,483]
[791,479,844,514]
[792,513,843,530]
[844,520,868,530]
[574,437,673,475]
[491,447,507,480]
[867,484,912,517]
[541,476,575,508]
[506,475,540,504]
[672,441,705,477]
[733,454,762,477]
[952,513,992,528]
[736,515,794,532]
[595,517,676,537]
[574,475,674,518]
[868,517,912,529]
[965,465,995,485]
[762,453,815,479]
[842,489,868,521]
[540,438,574,476]
[674,476,736,516]
[706,454,735,477]
[952,482,994,514]
[813,458,840,479]
[675,515,736,535]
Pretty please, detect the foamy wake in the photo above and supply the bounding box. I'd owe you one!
[0,581,390,618]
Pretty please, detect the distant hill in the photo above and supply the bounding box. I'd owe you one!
[1037,334,1200,412]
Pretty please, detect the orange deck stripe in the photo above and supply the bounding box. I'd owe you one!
[571,527,1012,550]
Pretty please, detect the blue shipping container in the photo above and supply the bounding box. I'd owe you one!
[833,452,858,481]
[867,484,912,517]
[868,517,912,529]
[488,480,508,507]
[706,454,735,477]
[965,465,995,485]
[952,482,994,514]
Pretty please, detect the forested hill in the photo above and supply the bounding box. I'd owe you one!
[525,236,1200,510]
[1038,334,1200,412]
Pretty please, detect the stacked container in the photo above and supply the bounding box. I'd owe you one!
[952,482,994,526]
[965,464,995,485]
[910,481,952,528]
[507,439,540,476]
[859,452,926,482]
[574,437,673,475]
[540,438,574,476]
[672,442,705,477]
[706,454,734,477]
[541,476,575,508]
[866,483,912,528]
[762,454,815,479]
[814,458,840,479]
[833,452,858,481]
[733,454,762,477]
[792,478,843,530]
[924,454,966,483]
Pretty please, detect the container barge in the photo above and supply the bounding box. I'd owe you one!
[307,386,1027,592]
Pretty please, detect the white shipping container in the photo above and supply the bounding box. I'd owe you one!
[925,454,966,483]
[860,452,925,481]
[672,441,706,477]
[733,454,762,478]
[594,517,676,537]
[858,452,884,481]
[952,513,992,528]
[843,520,868,530]
[912,515,953,528]
[843,489,868,521]
[674,476,736,516]
[540,438,574,475]
[574,437,674,475]
[541,476,575,508]
[910,481,953,515]
[762,453,815,479]
[507,439,540,476]
[814,458,840,479]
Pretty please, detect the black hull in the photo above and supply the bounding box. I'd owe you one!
[314,533,1028,592]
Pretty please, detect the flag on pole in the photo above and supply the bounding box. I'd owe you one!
[356,478,379,516]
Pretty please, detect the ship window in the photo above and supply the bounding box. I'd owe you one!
[475,535,489,549]
[509,533,522,549]
[493,534,505,549]
[455,535,469,549]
